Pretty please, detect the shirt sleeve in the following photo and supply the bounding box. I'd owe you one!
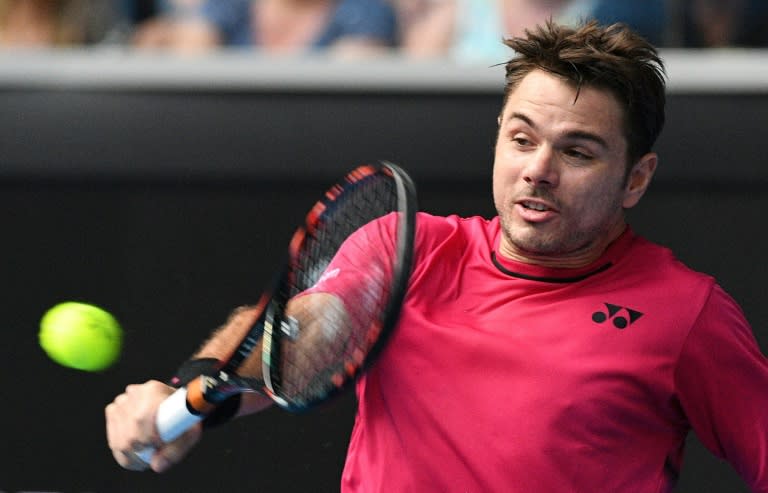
[300,214,399,330]
[675,283,768,491]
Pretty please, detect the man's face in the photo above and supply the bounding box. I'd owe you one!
[493,69,655,266]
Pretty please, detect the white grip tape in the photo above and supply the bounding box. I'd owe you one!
[135,387,204,464]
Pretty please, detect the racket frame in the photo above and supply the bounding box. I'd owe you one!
[136,161,416,462]
[261,161,417,412]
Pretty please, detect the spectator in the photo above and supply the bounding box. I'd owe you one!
[391,0,456,58]
[550,0,768,48]
[578,0,666,46]
[682,0,768,47]
[0,0,129,46]
[133,0,398,56]
[394,0,580,62]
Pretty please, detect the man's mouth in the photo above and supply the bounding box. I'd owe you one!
[521,201,551,212]
[514,198,559,223]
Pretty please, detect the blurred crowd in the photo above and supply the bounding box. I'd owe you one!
[1,0,767,59]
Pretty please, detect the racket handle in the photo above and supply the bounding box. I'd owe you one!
[135,387,203,464]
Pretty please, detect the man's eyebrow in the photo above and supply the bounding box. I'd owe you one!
[507,111,609,149]
[509,112,535,128]
[564,130,609,149]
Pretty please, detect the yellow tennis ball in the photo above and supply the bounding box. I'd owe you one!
[39,302,123,372]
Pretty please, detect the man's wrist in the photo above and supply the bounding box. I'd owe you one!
[168,357,241,428]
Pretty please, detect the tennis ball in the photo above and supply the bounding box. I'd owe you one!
[39,302,122,372]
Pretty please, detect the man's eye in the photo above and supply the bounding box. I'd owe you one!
[564,149,592,160]
[512,137,532,146]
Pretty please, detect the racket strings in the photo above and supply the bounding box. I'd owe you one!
[275,173,402,407]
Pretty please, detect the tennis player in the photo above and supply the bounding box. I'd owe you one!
[106,20,768,492]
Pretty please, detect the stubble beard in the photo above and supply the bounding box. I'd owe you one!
[496,196,625,261]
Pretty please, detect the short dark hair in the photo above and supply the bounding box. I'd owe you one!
[502,20,666,165]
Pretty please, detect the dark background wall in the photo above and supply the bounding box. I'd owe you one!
[1,53,766,493]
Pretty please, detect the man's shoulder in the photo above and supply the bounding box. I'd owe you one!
[617,233,717,306]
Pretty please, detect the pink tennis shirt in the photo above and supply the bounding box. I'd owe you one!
[310,213,768,493]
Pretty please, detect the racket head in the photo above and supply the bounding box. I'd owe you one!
[262,161,417,412]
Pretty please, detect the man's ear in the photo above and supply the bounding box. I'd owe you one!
[623,152,658,209]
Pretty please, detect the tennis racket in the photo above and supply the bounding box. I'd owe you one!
[136,161,416,462]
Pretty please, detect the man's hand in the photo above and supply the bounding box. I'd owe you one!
[105,380,202,473]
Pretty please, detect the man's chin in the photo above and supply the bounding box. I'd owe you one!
[507,232,567,257]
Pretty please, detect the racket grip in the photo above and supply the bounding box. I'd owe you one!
[135,387,203,464]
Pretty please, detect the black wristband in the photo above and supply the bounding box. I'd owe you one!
[201,393,242,428]
[168,358,241,429]
[168,357,220,388]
